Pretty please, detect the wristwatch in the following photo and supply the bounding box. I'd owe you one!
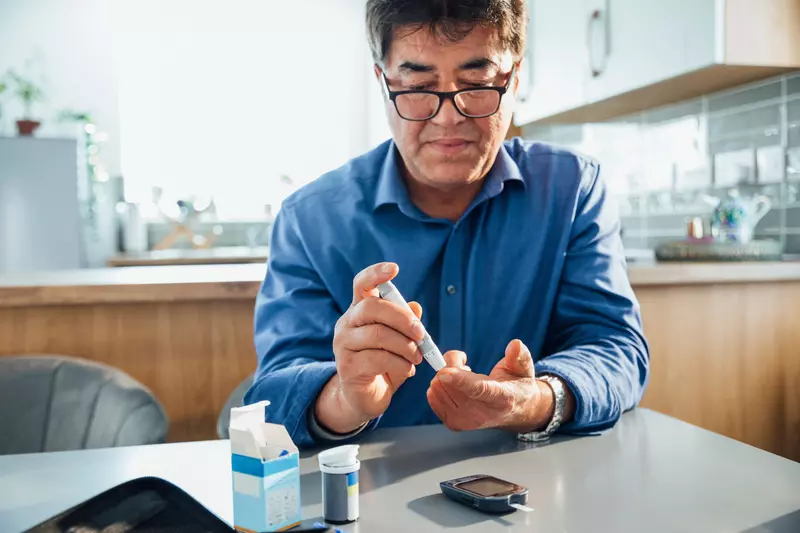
[517,375,566,442]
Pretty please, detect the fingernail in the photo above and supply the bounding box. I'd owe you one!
[439,372,453,383]
[381,263,394,274]
[411,320,425,339]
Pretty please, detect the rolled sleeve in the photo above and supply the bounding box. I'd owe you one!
[244,204,367,449]
[539,159,650,434]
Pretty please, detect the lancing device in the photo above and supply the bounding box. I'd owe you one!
[377,281,447,372]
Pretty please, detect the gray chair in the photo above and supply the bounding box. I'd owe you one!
[217,374,254,439]
[0,355,169,455]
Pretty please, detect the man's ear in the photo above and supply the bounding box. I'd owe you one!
[512,59,523,97]
[374,64,390,100]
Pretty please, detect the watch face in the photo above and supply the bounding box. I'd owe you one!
[455,476,524,498]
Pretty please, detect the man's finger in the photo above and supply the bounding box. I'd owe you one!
[408,301,423,320]
[443,350,468,369]
[383,362,416,391]
[426,388,449,425]
[504,339,535,378]
[426,387,461,430]
[343,324,421,364]
[429,378,460,411]
[349,297,425,344]
[340,349,413,387]
[352,262,398,305]
[438,369,500,402]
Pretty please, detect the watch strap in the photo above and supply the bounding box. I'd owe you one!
[517,375,566,442]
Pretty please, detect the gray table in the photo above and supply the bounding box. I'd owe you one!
[1,409,799,533]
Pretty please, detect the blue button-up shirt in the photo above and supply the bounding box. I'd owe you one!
[246,138,649,449]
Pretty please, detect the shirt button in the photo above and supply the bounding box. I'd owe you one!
[446,285,457,295]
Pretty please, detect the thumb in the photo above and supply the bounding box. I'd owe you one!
[504,339,535,378]
[407,301,423,320]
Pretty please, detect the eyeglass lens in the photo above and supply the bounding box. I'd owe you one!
[395,89,501,120]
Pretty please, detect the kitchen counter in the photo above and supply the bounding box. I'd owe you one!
[0,264,266,307]
[106,246,269,267]
[2,261,800,307]
[626,260,800,286]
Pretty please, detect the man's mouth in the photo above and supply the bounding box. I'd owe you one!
[427,138,472,155]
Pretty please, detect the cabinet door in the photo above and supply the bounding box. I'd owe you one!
[514,0,590,125]
[585,0,717,103]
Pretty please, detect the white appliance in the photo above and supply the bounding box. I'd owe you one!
[0,137,84,273]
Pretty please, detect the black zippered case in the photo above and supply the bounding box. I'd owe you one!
[23,477,235,533]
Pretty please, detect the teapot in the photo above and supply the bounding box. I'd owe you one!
[711,192,771,244]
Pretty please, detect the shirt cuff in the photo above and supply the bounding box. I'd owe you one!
[307,405,370,442]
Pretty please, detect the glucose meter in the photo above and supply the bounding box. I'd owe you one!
[440,474,532,514]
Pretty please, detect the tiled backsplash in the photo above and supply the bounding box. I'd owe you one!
[522,72,800,254]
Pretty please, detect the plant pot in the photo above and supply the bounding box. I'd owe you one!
[16,120,41,136]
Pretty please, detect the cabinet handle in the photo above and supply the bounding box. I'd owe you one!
[587,7,610,78]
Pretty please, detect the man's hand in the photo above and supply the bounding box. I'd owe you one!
[314,262,425,434]
[427,340,571,433]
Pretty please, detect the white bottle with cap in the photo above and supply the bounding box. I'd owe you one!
[318,445,360,524]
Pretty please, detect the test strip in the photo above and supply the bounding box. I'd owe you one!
[510,503,534,513]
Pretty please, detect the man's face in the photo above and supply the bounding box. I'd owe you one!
[378,25,517,190]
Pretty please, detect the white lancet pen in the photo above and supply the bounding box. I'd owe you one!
[377,281,447,372]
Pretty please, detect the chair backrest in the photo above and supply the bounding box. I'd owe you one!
[216,374,254,439]
[0,355,169,455]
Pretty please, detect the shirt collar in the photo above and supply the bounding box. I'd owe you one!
[372,140,526,213]
[373,141,414,213]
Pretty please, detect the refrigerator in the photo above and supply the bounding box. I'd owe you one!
[0,137,84,273]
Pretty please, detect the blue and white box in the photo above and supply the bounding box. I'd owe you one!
[230,401,301,532]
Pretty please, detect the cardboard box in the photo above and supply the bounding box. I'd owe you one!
[230,401,301,532]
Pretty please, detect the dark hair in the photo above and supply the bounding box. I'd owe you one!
[366,0,528,65]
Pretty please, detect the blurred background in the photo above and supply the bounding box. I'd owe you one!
[0,0,390,270]
[1,0,799,268]
[1,1,799,463]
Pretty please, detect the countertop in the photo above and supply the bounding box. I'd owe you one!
[2,409,799,533]
[1,261,800,307]
[106,246,269,267]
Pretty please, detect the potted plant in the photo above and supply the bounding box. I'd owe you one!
[6,70,44,136]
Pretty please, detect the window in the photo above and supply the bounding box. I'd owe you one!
[113,0,385,220]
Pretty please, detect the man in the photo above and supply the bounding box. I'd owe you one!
[245,0,649,449]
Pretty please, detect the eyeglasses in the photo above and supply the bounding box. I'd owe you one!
[380,66,516,121]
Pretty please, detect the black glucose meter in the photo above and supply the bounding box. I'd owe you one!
[440,474,532,514]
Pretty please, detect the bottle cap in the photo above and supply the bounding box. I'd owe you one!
[318,445,360,475]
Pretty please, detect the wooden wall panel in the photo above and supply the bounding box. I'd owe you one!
[0,301,258,442]
[2,278,799,462]
[637,281,800,461]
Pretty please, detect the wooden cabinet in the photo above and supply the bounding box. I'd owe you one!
[515,0,800,126]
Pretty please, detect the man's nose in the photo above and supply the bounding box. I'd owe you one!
[430,96,466,127]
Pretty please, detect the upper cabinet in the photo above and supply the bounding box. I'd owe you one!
[583,0,717,103]
[513,0,588,126]
[514,0,800,126]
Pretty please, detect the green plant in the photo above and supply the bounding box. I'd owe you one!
[58,109,93,123]
[0,77,6,117]
[5,69,44,119]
